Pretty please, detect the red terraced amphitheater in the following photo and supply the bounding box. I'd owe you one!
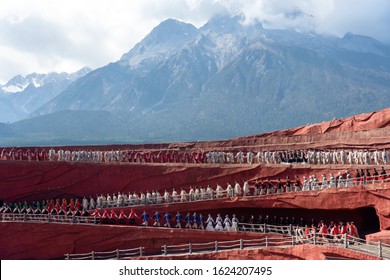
[0,108,390,260]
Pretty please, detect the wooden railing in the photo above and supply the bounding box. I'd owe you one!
[63,223,390,260]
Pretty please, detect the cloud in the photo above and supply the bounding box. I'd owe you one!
[0,0,389,83]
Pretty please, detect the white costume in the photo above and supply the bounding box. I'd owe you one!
[243,181,251,196]
[231,216,239,231]
[172,189,179,202]
[224,216,232,231]
[180,189,187,202]
[216,184,223,199]
[215,215,224,231]
[226,184,234,197]
[234,182,242,196]
[205,215,215,230]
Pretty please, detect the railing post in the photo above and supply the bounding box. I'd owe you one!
[139,247,143,257]
[91,251,95,260]
[344,234,348,248]
[263,223,267,233]
[240,239,243,250]
[289,224,293,236]
[94,216,97,224]
[292,236,295,246]
[265,237,269,247]
[378,242,382,258]
[48,214,52,223]
[116,249,120,259]
[215,241,218,252]
[66,253,70,260]
[189,243,192,254]
[313,232,316,245]
[163,244,167,255]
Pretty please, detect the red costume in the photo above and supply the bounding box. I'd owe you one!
[75,200,81,210]
[118,210,127,224]
[157,151,164,163]
[0,149,7,160]
[101,209,109,223]
[304,226,311,238]
[110,210,118,224]
[91,209,101,218]
[68,200,75,212]
[340,225,347,235]
[33,150,39,161]
[165,152,171,163]
[10,149,15,160]
[331,225,339,236]
[349,224,358,237]
[55,201,61,212]
[40,149,46,161]
[320,224,328,237]
[17,149,23,160]
[26,149,32,161]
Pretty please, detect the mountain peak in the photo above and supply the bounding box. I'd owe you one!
[120,18,200,68]
[144,18,199,46]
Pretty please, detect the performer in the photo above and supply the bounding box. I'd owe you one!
[152,211,161,227]
[304,225,311,239]
[109,209,119,224]
[205,214,215,231]
[128,209,137,225]
[348,222,359,238]
[184,212,192,229]
[231,214,239,231]
[192,212,198,229]
[215,214,224,231]
[330,223,340,240]
[164,189,170,203]
[381,167,387,182]
[101,209,109,224]
[180,188,187,202]
[243,180,251,196]
[319,221,328,239]
[234,181,242,196]
[224,215,232,231]
[339,222,348,236]
[175,211,182,228]
[118,210,127,224]
[141,210,149,226]
[164,212,171,228]
[198,213,205,230]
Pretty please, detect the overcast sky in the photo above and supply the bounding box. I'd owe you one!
[0,0,389,83]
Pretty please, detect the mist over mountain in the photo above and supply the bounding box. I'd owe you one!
[1,15,390,145]
[0,67,91,123]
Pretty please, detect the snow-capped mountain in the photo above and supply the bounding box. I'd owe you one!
[0,67,91,122]
[2,15,390,145]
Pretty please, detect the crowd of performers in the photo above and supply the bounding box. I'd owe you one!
[86,167,387,209]
[1,168,387,221]
[301,221,359,240]
[1,147,389,165]
[1,168,388,216]
[0,201,359,239]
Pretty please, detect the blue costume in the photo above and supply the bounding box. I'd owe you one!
[153,212,161,221]
[175,212,182,228]
[141,212,149,226]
